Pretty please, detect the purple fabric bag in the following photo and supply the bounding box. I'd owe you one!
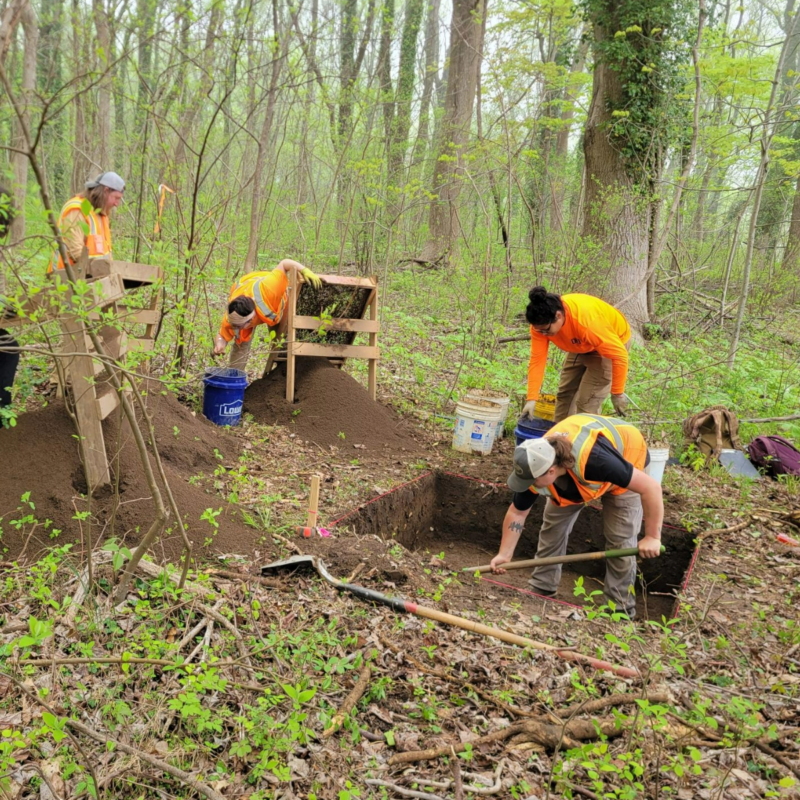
[747,435,800,477]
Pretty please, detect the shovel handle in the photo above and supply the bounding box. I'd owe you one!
[463,544,665,575]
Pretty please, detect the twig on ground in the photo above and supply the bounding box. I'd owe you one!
[388,716,628,766]
[10,678,103,799]
[364,779,445,800]
[345,563,366,583]
[196,601,252,666]
[134,559,217,598]
[566,785,601,800]
[451,748,464,800]
[561,692,669,720]
[697,518,753,541]
[270,530,302,554]
[206,568,284,589]
[379,632,536,718]
[66,717,226,800]
[324,660,372,737]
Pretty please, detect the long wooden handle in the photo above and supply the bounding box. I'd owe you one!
[338,582,638,679]
[463,545,665,575]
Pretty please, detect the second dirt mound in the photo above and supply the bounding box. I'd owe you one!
[244,358,415,454]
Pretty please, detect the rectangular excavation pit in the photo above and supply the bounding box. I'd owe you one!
[336,471,696,622]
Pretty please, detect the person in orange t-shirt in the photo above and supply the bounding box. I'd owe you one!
[523,286,631,422]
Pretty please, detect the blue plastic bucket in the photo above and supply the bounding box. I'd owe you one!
[203,367,247,426]
[513,415,554,446]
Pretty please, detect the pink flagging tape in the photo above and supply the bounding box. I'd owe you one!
[480,577,584,610]
[328,470,434,527]
[680,538,701,595]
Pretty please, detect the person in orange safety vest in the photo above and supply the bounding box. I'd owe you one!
[49,171,125,273]
[213,259,322,372]
[523,286,632,422]
[490,414,663,618]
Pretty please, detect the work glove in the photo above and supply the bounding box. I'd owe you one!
[300,266,323,289]
[611,393,630,416]
[521,400,537,419]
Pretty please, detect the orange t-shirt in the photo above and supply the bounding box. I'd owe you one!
[218,268,288,344]
[526,293,631,400]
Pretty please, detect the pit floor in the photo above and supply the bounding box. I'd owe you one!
[339,471,695,622]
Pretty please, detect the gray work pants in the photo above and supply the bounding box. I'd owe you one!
[530,492,642,617]
[229,338,252,372]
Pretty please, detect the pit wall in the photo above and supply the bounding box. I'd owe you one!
[331,470,697,618]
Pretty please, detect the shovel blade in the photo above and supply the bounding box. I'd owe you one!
[261,554,318,574]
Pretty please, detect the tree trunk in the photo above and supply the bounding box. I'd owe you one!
[581,27,651,328]
[387,0,424,195]
[551,38,588,233]
[70,0,91,192]
[420,0,486,263]
[244,0,288,271]
[93,0,112,168]
[37,0,66,201]
[728,5,800,366]
[780,171,800,282]
[296,0,319,207]
[754,0,800,253]
[411,0,441,166]
[3,0,39,242]
[377,0,395,148]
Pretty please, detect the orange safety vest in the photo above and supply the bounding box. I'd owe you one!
[533,414,648,506]
[221,269,288,344]
[49,196,112,272]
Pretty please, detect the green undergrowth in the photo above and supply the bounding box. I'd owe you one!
[365,269,800,449]
[0,539,798,799]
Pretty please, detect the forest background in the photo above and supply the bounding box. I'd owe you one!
[1,0,800,442]
[2,1,800,798]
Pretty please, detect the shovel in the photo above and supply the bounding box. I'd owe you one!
[463,544,665,575]
[261,553,638,679]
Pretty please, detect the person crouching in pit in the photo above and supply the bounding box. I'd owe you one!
[490,414,663,618]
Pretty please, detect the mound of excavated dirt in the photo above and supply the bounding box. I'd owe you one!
[0,392,275,563]
[244,358,419,454]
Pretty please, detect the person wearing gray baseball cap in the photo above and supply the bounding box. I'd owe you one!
[49,171,125,273]
[491,413,664,618]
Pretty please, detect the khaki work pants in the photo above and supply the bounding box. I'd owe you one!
[530,492,642,617]
[229,338,252,372]
[554,351,612,422]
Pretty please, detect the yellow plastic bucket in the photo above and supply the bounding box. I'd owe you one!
[534,393,556,421]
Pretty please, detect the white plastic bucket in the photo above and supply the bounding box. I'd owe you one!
[645,447,670,484]
[452,398,503,454]
[464,389,510,440]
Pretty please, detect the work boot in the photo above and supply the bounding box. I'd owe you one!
[527,581,557,599]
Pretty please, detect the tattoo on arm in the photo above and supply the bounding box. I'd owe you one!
[509,521,524,534]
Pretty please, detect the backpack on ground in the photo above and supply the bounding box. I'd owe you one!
[683,406,741,459]
[746,435,800,478]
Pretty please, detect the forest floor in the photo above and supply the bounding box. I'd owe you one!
[1,342,800,800]
[0,352,800,800]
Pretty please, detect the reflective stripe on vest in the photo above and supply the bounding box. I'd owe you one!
[49,198,111,271]
[535,414,641,502]
[250,278,279,321]
[569,414,626,490]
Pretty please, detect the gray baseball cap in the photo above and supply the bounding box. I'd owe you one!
[507,437,556,492]
[86,171,125,192]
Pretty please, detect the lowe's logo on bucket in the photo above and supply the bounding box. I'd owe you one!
[219,401,243,418]
[470,420,487,440]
